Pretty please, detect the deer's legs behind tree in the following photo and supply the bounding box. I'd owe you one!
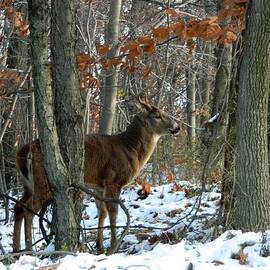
[95,189,108,251]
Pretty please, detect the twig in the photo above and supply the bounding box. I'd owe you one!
[0,241,5,255]
[83,224,168,231]
[39,199,53,245]
[1,193,51,224]
[0,66,31,143]
[0,250,77,262]
[72,183,130,255]
[124,265,151,270]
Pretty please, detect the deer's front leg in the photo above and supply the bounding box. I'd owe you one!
[104,185,121,251]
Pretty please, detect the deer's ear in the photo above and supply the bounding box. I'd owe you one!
[136,95,152,112]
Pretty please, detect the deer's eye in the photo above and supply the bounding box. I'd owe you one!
[154,114,161,119]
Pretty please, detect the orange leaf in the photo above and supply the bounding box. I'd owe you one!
[97,45,110,55]
[121,41,143,60]
[13,12,23,28]
[218,29,237,43]
[142,183,152,194]
[128,47,143,60]
[200,16,218,26]
[171,183,183,192]
[205,23,221,39]
[138,36,152,44]
[165,8,178,17]
[19,24,30,36]
[239,250,248,265]
[38,264,60,270]
[80,74,99,90]
[138,36,156,54]
[170,22,186,39]
[167,173,174,183]
[76,53,96,71]
[152,27,170,42]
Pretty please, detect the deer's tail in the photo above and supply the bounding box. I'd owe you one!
[16,144,30,180]
[15,143,33,217]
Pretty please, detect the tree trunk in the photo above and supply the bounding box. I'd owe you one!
[199,41,213,127]
[235,0,270,231]
[99,0,122,135]
[217,40,241,231]
[51,0,85,250]
[28,0,84,250]
[186,63,196,147]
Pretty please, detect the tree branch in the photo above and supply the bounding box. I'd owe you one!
[72,183,130,255]
[0,66,31,142]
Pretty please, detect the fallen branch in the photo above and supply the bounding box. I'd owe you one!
[1,193,51,224]
[0,250,77,263]
[39,199,54,245]
[72,183,130,255]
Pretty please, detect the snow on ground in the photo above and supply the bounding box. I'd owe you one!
[1,181,270,269]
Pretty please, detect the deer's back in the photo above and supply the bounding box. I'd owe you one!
[22,136,140,195]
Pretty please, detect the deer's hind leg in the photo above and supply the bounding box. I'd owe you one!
[95,189,108,252]
[13,189,33,252]
[24,211,34,250]
[13,203,24,252]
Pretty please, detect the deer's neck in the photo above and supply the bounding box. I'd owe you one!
[120,116,160,169]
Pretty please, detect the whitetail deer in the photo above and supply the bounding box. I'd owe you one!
[13,96,180,252]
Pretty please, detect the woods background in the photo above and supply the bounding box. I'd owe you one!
[0,0,269,253]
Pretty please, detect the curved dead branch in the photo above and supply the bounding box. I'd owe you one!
[39,199,54,245]
[72,183,131,255]
[1,193,51,224]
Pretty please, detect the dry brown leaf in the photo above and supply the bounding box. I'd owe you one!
[141,182,152,195]
[165,8,178,17]
[218,29,237,43]
[97,45,110,55]
[187,39,196,55]
[171,183,183,192]
[167,173,174,184]
[152,27,170,42]
[239,249,248,265]
[138,36,156,54]
[170,22,186,38]
[38,264,60,270]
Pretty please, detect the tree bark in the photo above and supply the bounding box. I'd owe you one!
[235,0,270,231]
[186,63,196,147]
[50,0,85,250]
[28,0,84,250]
[99,0,122,135]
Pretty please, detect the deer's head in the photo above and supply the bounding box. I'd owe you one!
[136,95,180,137]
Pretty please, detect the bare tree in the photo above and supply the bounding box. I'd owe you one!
[28,0,84,250]
[99,0,122,135]
[235,0,270,230]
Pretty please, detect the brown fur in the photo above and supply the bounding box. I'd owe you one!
[13,98,180,252]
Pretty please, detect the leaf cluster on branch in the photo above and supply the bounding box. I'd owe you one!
[75,0,247,90]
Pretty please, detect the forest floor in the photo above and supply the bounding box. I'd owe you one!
[1,180,270,269]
